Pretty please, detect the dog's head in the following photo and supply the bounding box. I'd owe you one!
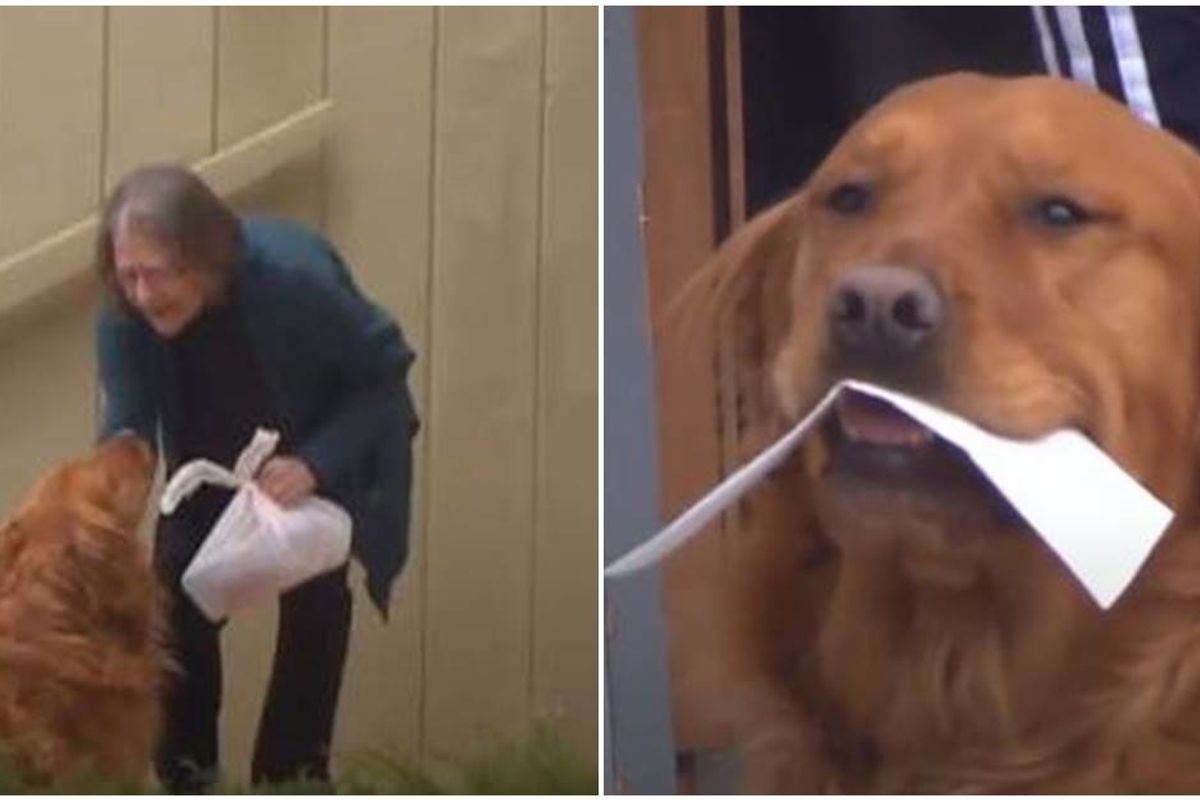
[0,435,157,640]
[702,73,1200,589]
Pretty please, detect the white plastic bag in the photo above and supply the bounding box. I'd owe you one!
[160,429,352,622]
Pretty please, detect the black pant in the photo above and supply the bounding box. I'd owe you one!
[154,492,352,792]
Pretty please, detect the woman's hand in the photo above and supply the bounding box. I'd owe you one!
[256,456,317,507]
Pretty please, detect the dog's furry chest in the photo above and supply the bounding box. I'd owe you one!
[802,544,1200,793]
[802,546,1083,790]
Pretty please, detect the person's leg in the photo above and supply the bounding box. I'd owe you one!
[250,565,352,786]
[154,511,223,793]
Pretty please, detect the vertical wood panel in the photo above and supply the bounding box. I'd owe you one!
[216,7,323,147]
[423,7,543,757]
[532,6,598,758]
[0,8,103,254]
[105,7,214,190]
[326,6,436,762]
[0,9,104,557]
[0,280,99,512]
[635,7,733,753]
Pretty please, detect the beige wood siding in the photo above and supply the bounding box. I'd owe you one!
[216,8,325,148]
[533,6,599,755]
[0,9,104,255]
[423,6,545,757]
[106,7,215,186]
[0,6,597,782]
[326,6,434,762]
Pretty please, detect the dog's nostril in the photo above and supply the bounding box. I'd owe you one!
[893,291,934,332]
[834,289,867,324]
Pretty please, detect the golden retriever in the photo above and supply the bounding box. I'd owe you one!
[684,73,1200,792]
[0,435,166,785]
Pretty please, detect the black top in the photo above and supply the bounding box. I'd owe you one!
[171,298,278,468]
[739,8,1041,215]
[165,299,280,547]
[1034,8,1200,152]
[737,8,1200,216]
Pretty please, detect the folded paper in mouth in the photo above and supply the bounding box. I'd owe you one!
[604,380,1173,609]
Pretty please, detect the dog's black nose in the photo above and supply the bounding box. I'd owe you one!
[828,265,944,365]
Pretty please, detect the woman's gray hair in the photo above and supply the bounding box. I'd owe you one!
[96,164,243,314]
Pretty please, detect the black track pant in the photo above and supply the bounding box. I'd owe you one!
[153,494,352,792]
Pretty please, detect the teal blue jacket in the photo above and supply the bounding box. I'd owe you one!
[96,217,418,616]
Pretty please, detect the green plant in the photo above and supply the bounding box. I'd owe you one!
[0,723,597,794]
[450,724,597,795]
[335,750,446,795]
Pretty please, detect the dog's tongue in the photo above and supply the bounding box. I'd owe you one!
[837,389,933,446]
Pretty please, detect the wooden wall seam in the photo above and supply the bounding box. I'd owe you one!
[317,8,330,236]
[416,5,442,765]
[211,7,220,157]
[526,4,549,731]
[320,6,330,100]
[98,8,110,206]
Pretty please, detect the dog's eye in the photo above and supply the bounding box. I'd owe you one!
[1031,195,1093,229]
[824,182,873,216]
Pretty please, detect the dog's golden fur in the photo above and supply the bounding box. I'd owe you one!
[0,436,166,785]
[686,73,1200,792]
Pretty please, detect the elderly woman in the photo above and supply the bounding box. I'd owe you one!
[94,164,417,792]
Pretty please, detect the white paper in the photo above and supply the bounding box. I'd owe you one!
[604,380,1174,609]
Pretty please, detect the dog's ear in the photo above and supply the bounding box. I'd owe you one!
[663,191,809,431]
[664,191,808,336]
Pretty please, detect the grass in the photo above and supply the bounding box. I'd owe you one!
[0,724,596,794]
[434,724,597,794]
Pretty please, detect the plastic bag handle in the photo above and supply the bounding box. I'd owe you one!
[160,428,282,516]
[232,429,281,482]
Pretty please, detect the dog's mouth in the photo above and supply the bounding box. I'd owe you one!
[820,387,1015,513]
[836,389,935,448]
[813,386,1027,573]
